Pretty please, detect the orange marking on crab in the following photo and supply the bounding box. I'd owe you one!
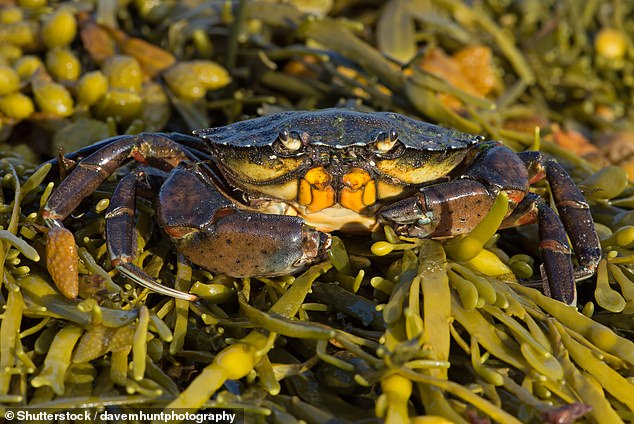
[506,189,526,208]
[515,211,538,226]
[528,171,546,185]
[298,166,336,212]
[340,168,377,212]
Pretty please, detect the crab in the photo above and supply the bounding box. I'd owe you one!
[42,109,600,304]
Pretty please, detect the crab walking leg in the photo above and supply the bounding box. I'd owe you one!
[501,191,579,304]
[42,133,192,226]
[105,169,198,301]
[545,160,601,278]
[157,163,332,279]
[537,203,577,304]
[517,152,601,278]
[46,132,209,166]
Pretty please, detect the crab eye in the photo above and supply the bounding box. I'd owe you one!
[274,129,303,155]
[279,128,288,140]
[375,129,399,153]
[389,128,398,142]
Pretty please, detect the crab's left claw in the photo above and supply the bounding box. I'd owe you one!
[378,179,496,239]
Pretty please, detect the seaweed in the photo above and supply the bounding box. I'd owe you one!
[1,1,634,423]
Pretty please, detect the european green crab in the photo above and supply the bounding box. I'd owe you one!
[42,109,600,304]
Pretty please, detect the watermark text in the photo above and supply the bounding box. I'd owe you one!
[4,407,241,423]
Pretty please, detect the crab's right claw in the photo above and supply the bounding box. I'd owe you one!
[157,164,332,279]
[167,211,331,278]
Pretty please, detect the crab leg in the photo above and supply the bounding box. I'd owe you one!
[461,146,600,304]
[545,160,601,277]
[517,152,602,279]
[47,132,208,166]
[42,133,201,299]
[536,201,577,303]
[498,191,583,304]
[42,133,194,226]
[105,169,197,300]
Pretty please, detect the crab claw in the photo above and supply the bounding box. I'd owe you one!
[169,211,332,278]
[156,164,332,278]
[378,179,496,239]
[377,193,436,238]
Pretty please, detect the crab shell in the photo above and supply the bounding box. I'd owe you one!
[194,109,482,232]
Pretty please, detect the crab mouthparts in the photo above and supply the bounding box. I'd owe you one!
[297,166,377,213]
